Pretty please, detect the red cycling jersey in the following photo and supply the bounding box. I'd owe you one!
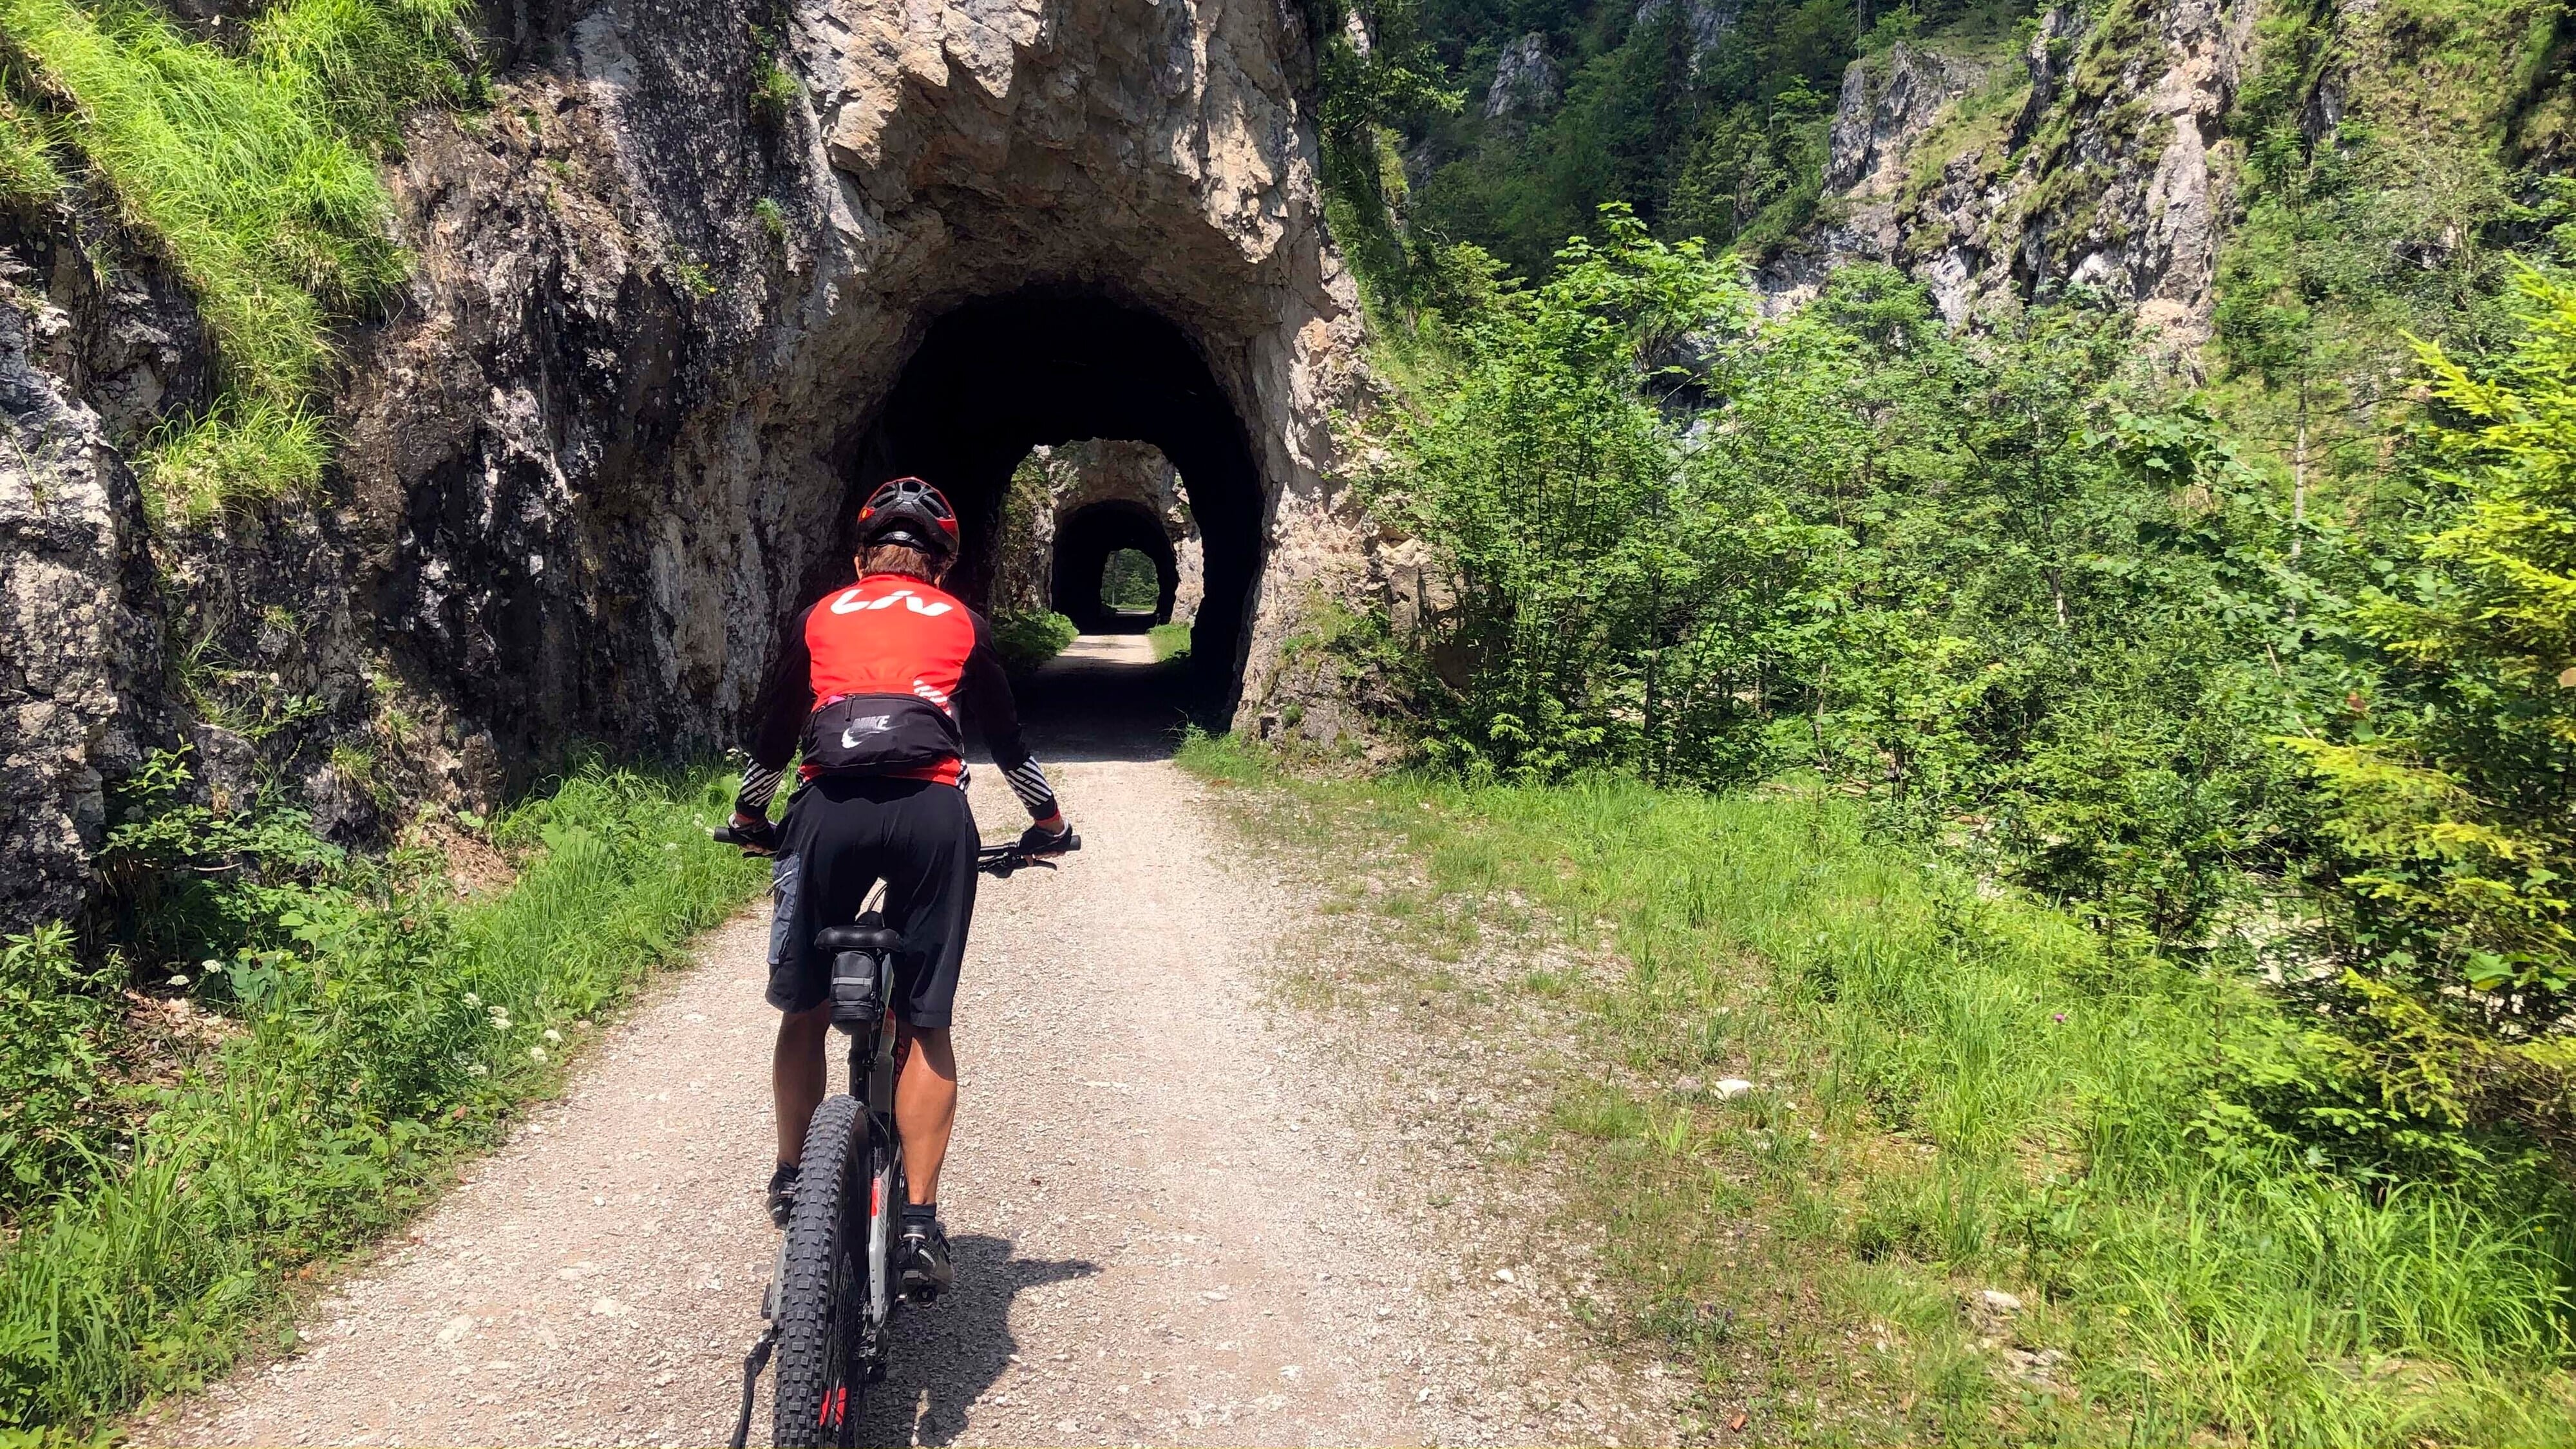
[739,573,1057,819]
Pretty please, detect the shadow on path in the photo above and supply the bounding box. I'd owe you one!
[1007,635,1208,764]
[857,1236,1099,1445]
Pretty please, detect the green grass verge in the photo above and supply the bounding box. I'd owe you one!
[0,0,471,516]
[0,765,763,1436]
[1180,735,2576,1444]
[1146,622,1192,663]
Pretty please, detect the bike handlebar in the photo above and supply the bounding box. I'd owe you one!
[710,824,1081,877]
[977,834,1081,876]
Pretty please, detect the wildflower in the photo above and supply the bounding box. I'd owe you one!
[466,1062,489,1077]
[543,1028,562,1043]
[529,1046,548,1064]
[167,974,191,988]
[463,992,482,1008]
[2051,1012,2066,1023]
[200,958,225,974]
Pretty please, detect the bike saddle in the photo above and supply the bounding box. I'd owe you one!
[815,924,903,954]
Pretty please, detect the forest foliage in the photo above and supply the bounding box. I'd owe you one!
[1345,206,2576,1188]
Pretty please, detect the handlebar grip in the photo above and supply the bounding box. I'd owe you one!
[710,825,744,846]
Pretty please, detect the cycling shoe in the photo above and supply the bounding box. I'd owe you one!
[898,1219,954,1303]
[765,1162,800,1229]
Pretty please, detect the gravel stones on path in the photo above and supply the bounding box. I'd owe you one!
[142,753,1677,1446]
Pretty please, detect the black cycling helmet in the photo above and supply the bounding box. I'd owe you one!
[856,477,960,564]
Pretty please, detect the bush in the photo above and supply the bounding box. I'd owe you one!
[991,611,1077,675]
[1148,621,1193,662]
[2280,267,2576,1162]
[0,927,123,1212]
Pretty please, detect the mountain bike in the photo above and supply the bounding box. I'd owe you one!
[717,832,1079,1448]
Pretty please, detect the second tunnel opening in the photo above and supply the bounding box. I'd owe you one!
[826,290,1264,729]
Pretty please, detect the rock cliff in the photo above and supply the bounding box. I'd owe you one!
[1762,0,2257,352]
[0,0,1374,936]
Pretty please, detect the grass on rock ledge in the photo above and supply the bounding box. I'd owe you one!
[0,0,473,516]
[1179,734,2576,1446]
[1146,621,1193,663]
[0,765,764,1437]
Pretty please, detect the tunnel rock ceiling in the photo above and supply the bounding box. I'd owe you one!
[0,0,1382,933]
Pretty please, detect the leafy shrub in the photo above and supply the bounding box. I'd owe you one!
[93,746,345,972]
[1358,226,2306,954]
[2280,267,2576,1161]
[1352,214,2576,1175]
[0,927,123,1213]
[991,610,1077,675]
[1101,548,1159,612]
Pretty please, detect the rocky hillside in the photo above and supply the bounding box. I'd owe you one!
[1397,0,2575,366]
[2,0,1378,941]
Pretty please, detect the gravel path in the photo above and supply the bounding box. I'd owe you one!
[141,642,1674,1448]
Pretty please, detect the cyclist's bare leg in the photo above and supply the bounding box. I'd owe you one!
[894,1024,956,1204]
[772,1003,831,1164]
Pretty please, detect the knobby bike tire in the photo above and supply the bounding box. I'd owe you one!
[772,1094,867,1447]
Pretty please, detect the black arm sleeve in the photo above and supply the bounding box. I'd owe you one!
[735,604,815,817]
[960,614,1060,820]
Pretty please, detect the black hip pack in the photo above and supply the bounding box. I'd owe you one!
[801,693,965,775]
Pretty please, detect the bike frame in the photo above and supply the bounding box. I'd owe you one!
[727,837,1075,1448]
[731,911,902,1448]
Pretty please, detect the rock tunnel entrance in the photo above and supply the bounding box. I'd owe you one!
[841,291,1260,707]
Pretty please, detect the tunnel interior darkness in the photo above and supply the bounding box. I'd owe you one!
[834,292,1262,708]
[1054,499,1178,631]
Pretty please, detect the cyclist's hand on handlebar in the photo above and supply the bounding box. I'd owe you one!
[1018,816,1074,857]
[715,811,780,857]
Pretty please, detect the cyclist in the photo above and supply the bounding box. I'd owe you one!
[726,476,1073,1300]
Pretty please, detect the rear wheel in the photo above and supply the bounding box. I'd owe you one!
[772,1094,868,1447]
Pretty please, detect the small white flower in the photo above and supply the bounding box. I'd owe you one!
[200,958,224,974]
[543,1028,562,1043]
[489,1016,511,1031]
[529,1046,548,1064]
[466,1062,489,1077]
[462,992,482,1007]
[166,974,190,988]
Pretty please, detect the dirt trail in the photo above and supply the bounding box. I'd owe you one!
[144,641,1672,1448]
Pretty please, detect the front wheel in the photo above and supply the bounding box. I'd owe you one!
[772,1094,869,1447]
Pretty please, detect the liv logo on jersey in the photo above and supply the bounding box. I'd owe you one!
[830,586,953,617]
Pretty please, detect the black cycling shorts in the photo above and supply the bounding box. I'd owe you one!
[764,776,979,1028]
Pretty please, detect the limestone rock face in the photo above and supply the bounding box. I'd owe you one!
[0,287,160,933]
[0,0,1373,935]
[1822,45,1987,198]
[1763,0,2256,351]
[1484,33,1557,120]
